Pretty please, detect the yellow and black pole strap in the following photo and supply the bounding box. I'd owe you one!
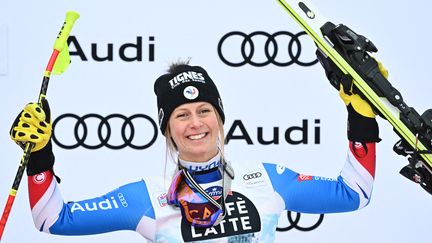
[0,11,79,241]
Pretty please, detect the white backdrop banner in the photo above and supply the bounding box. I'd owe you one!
[1,1,431,243]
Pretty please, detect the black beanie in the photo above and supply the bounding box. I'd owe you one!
[154,65,225,134]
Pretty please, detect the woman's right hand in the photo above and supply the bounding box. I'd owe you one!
[10,99,52,152]
[10,99,56,176]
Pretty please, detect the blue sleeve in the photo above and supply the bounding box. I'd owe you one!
[49,180,155,235]
[263,163,360,214]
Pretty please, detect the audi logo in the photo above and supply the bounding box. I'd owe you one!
[217,31,318,67]
[117,193,128,207]
[52,113,158,150]
[276,211,324,232]
[243,172,262,180]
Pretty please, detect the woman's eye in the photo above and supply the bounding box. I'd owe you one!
[200,108,211,114]
[176,113,188,119]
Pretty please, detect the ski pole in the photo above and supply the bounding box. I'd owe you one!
[0,11,80,241]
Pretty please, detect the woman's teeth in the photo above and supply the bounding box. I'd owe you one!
[189,133,206,140]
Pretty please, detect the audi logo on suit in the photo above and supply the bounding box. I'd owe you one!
[243,172,263,180]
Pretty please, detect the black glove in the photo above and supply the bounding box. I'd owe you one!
[316,49,384,143]
[10,99,55,175]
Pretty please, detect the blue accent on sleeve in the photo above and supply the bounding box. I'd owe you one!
[263,162,360,214]
[49,180,155,235]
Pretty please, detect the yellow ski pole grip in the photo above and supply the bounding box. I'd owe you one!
[53,11,80,52]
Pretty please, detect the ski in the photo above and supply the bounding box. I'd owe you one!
[276,0,432,194]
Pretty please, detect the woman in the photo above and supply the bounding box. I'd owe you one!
[10,58,384,242]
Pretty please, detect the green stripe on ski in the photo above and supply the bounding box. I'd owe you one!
[277,0,432,166]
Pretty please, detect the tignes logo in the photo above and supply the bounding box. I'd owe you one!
[169,71,205,89]
[67,35,155,62]
[218,31,318,67]
[52,114,322,149]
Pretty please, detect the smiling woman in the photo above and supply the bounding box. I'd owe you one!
[154,63,226,163]
[167,102,220,162]
[9,57,382,242]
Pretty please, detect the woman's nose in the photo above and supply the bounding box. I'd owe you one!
[189,114,203,128]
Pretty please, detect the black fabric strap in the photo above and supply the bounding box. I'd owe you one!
[26,141,55,176]
[347,104,380,143]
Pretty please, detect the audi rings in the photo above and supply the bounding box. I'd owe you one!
[217,31,318,67]
[243,172,262,180]
[276,211,324,232]
[52,113,158,150]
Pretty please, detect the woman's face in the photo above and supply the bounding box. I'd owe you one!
[168,102,219,162]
